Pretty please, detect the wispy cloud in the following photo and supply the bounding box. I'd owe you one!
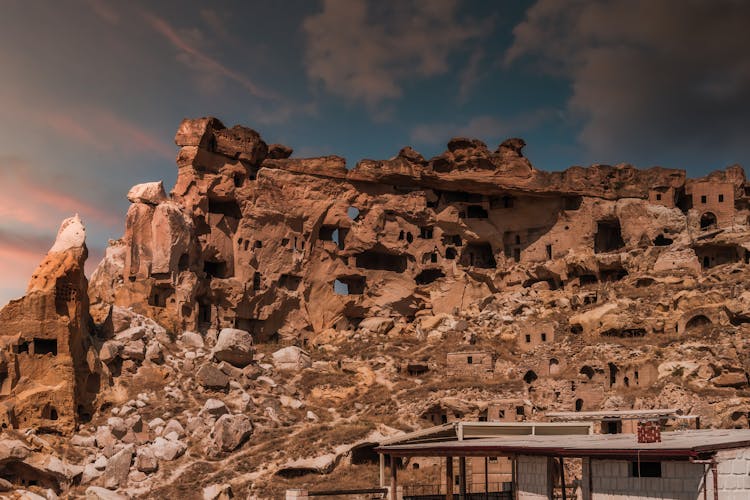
[0,156,122,230]
[34,108,174,160]
[303,0,492,111]
[458,49,484,103]
[142,10,280,101]
[84,0,119,24]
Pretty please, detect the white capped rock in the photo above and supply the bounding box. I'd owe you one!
[127,181,168,205]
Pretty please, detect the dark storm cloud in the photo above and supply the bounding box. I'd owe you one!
[506,0,750,168]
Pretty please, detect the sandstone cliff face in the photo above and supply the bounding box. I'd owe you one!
[89,117,746,346]
[0,216,97,434]
[4,118,750,497]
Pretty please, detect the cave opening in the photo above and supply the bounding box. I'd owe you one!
[595,220,625,253]
[355,250,407,273]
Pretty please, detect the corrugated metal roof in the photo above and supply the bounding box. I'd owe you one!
[379,421,593,445]
[546,409,679,420]
[377,429,750,458]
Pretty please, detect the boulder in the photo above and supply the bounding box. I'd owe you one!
[180,331,205,349]
[102,446,133,489]
[135,447,158,473]
[127,181,168,205]
[197,363,230,390]
[211,414,252,453]
[271,346,311,371]
[201,399,229,417]
[358,317,394,335]
[712,372,748,388]
[212,328,254,367]
[162,419,186,439]
[150,437,186,461]
[202,483,233,500]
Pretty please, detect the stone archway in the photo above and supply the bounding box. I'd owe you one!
[700,212,717,230]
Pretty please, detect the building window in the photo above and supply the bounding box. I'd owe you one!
[701,195,707,204]
[719,194,724,202]
[467,356,473,364]
[541,333,547,342]
[525,334,531,343]
[656,193,662,200]
[630,461,661,478]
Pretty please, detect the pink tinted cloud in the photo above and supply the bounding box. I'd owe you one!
[0,157,121,231]
[35,108,174,161]
[142,11,279,101]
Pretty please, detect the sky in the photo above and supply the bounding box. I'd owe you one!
[1,0,750,306]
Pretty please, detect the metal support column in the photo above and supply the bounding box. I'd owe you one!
[390,455,398,500]
[459,456,467,500]
[446,456,454,500]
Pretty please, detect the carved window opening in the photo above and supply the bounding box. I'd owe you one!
[419,226,434,239]
[355,250,407,273]
[33,338,58,356]
[445,248,457,260]
[415,268,445,285]
[685,314,711,332]
[207,199,242,218]
[319,225,338,243]
[42,404,59,421]
[608,363,618,387]
[178,253,190,271]
[203,260,230,279]
[654,234,673,246]
[334,276,366,295]
[253,272,262,291]
[700,212,717,230]
[523,370,537,384]
[563,196,582,210]
[279,274,302,290]
[466,205,489,219]
[460,242,496,268]
[198,302,211,324]
[148,286,172,308]
[594,220,625,253]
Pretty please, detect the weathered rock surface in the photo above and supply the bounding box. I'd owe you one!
[6,118,750,498]
[211,328,253,367]
[0,215,97,434]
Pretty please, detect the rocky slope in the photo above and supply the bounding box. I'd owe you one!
[0,117,749,498]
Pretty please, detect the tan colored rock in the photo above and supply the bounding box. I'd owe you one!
[0,216,97,434]
[126,181,167,205]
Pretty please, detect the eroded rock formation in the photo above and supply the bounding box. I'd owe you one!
[0,215,97,434]
[89,117,748,346]
[4,118,750,497]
